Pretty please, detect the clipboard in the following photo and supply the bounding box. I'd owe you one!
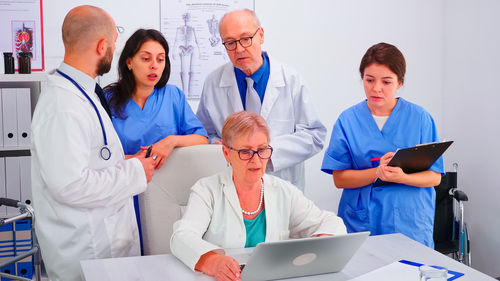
[372,141,453,187]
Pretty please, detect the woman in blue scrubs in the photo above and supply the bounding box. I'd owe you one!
[321,43,443,247]
[104,29,208,252]
[105,29,208,167]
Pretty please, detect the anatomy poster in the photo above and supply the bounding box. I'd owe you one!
[160,0,254,99]
[0,0,44,71]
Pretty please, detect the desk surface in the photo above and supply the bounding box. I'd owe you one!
[81,233,495,281]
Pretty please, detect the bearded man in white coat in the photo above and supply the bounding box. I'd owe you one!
[31,5,155,281]
[196,9,326,190]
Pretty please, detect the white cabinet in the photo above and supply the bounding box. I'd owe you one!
[0,73,46,215]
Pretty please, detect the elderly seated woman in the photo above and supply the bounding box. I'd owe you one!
[170,111,347,281]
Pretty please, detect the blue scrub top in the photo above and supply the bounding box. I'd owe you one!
[321,98,444,248]
[109,84,208,154]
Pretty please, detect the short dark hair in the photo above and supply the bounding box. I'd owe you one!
[105,29,171,118]
[359,42,406,84]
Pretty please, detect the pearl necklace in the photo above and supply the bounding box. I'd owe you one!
[241,180,264,215]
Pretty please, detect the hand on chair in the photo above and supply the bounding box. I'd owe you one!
[141,136,175,170]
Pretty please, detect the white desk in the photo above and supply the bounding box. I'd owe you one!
[80,233,495,281]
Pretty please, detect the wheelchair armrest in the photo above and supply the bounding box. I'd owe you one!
[452,190,468,202]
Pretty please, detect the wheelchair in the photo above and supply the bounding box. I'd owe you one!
[433,163,471,266]
[0,198,42,281]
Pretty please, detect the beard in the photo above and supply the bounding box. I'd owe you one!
[96,46,113,76]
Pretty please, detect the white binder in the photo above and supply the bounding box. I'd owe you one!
[19,156,31,205]
[16,88,31,147]
[0,157,6,216]
[1,89,18,147]
[5,157,20,217]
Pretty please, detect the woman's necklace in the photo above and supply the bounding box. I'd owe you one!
[241,179,264,216]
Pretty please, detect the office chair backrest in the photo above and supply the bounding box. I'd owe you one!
[139,144,227,255]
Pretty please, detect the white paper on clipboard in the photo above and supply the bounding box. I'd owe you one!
[348,260,461,281]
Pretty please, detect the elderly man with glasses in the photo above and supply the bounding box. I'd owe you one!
[196,9,326,191]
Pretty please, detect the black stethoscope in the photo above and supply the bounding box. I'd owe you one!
[56,69,112,161]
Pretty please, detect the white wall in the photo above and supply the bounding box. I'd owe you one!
[442,0,500,277]
[41,0,498,277]
[43,0,161,85]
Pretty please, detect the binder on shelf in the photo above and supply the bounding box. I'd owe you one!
[0,222,15,281]
[0,158,6,217]
[1,89,17,147]
[15,88,31,147]
[19,156,31,206]
[4,157,20,217]
[0,89,3,147]
[14,220,32,279]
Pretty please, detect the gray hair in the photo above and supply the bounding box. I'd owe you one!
[221,111,270,147]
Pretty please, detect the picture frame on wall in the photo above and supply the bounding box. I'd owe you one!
[0,0,45,71]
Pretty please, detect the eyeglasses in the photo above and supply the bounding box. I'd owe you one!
[227,145,273,160]
[116,25,125,34]
[222,28,260,51]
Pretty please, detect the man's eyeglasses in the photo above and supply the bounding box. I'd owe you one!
[116,26,125,34]
[222,28,260,51]
[227,145,273,160]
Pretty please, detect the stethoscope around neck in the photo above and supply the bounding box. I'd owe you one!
[56,69,112,160]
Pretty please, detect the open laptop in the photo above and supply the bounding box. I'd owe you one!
[237,231,369,281]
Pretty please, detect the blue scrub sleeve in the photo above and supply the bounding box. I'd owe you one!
[175,88,208,138]
[321,119,353,174]
[420,112,445,176]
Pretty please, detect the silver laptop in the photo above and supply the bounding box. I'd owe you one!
[238,231,369,281]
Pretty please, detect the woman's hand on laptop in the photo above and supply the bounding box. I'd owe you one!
[195,251,241,281]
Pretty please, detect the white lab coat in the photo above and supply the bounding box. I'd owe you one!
[31,63,147,281]
[196,55,326,190]
[170,168,347,270]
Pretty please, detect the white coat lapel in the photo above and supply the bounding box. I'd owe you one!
[219,64,244,112]
[221,170,245,228]
[262,175,276,241]
[260,57,285,120]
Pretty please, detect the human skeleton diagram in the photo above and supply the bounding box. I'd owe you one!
[207,14,220,47]
[174,12,200,97]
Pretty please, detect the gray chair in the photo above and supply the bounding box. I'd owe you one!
[138,144,227,255]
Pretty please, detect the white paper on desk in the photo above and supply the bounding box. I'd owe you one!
[348,261,453,281]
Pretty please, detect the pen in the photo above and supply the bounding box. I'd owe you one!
[370,157,381,162]
[145,145,153,158]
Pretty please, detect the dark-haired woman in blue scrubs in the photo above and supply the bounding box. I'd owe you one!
[321,43,444,247]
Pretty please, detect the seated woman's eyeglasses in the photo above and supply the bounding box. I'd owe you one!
[222,28,260,51]
[227,145,273,160]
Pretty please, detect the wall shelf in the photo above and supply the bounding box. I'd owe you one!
[0,73,47,82]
